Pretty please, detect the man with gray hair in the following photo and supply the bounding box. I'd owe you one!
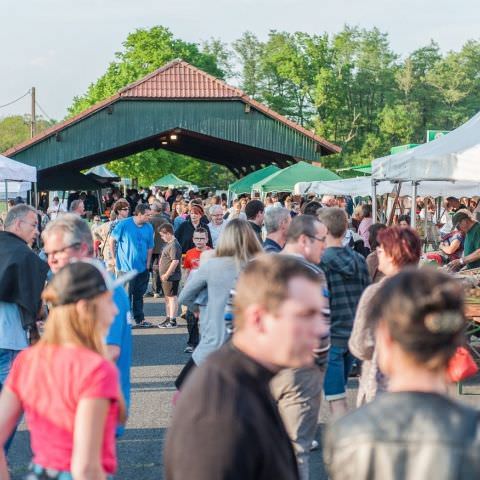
[42,213,132,435]
[0,205,49,452]
[69,199,85,217]
[263,206,291,253]
[208,204,225,248]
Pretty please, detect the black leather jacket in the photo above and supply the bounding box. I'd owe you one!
[324,391,480,480]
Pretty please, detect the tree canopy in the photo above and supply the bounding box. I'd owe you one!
[3,25,480,185]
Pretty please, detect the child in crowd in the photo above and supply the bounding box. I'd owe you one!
[158,224,182,329]
[182,227,211,353]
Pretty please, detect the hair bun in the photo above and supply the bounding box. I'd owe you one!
[424,311,464,334]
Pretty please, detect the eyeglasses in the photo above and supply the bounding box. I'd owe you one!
[193,237,207,241]
[45,242,82,257]
[306,234,326,243]
[20,219,38,229]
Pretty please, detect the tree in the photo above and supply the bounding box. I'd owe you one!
[0,115,55,152]
[68,26,234,187]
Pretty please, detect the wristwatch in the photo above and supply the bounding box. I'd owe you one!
[460,258,465,266]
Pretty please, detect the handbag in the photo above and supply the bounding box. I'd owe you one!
[447,346,478,382]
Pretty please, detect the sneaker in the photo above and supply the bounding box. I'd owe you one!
[310,440,319,451]
[132,320,155,329]
[159,318,177,329]
[153,293,161,299]
[184,346,194,353]
[143,291,154,297]
[158,317,170,328]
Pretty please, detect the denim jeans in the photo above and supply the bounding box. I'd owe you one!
[323,345,356,401]
[121,270,149,323]
[151,253,162,295]
[0,348,21,453]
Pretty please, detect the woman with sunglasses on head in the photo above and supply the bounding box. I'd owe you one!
[349,226,422,406]
[326,268,480,480]
[0,261,125,480]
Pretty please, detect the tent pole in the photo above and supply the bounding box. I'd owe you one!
[33,182,38,209]
[5,180,8,212]
[411,182,418,229]
[97,189,103,215]
[371,179,377,222]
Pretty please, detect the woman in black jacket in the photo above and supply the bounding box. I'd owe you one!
[175,205,212,253]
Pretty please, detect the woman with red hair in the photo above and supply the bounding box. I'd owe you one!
[349,226,422,405]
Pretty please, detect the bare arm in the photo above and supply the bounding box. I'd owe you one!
[105,345,121,362]
[440,239,461,255]
[146,248,153,271]
[0,388,22,480]
[162,260,179,279]
[109,238,117,264]
[71,398,110,480]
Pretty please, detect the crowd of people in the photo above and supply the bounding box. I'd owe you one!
[0,184,479,480]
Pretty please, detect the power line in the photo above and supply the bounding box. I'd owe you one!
[0,90,31,109]
[35,100,55,122]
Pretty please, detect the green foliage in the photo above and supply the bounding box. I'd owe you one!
[0,115,55,152]
[64,24,480,182]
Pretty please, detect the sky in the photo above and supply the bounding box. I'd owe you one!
[1,0,479,121]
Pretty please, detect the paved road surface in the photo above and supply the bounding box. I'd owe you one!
[8,296,480,479]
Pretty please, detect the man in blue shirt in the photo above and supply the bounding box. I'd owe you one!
[110,204,154,328]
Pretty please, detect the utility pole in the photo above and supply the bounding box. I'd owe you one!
[30,87,36,138]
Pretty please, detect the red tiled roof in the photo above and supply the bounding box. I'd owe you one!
[4,59,340,157]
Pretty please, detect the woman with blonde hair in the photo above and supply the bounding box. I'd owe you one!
[0,261,125,480]
[175,219,262,388]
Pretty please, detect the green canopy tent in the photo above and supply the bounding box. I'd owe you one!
[228,165,281,195]
[252,161,340,195]
[151,173,192,189]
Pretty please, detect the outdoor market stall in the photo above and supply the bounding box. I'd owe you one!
[252,161,340,196]
[150,173,192,189]
[0,153,37,207]
[372,110,480,227]
[228,165,280,196]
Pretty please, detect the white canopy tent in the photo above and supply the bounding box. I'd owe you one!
[295,176,480,198]
[372,111,480,226]
[0,154,37,207]
[0,154,36,182]
[0,182,31,201]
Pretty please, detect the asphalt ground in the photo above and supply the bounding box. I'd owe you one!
[8,296,480,479]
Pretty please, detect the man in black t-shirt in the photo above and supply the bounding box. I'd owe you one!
[164,255,329,480]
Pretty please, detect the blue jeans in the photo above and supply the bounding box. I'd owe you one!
[323,345,356,401]
[121,270,149,323]
[0,348,21,453]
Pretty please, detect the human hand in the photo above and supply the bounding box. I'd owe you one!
[446,259,462,272]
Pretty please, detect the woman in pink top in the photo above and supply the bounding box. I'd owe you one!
[0,260,126,480]
[357,204,373,250]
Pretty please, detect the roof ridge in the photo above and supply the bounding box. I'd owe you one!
[119,58,244,98]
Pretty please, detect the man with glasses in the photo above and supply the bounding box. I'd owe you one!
[270,215,330,480]
[317,207,370,417]
[207,205,225,248]
[0,205,49,452]
[110,204,154,328]
[42,214,132,436]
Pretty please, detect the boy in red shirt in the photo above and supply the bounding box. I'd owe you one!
[182,227,211,353]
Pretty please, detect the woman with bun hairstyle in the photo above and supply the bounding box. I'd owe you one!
[0,261,125,480]
[326,268,480,480]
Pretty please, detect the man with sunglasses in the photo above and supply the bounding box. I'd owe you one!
[0,205,49,453]
[270,215,330,480]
